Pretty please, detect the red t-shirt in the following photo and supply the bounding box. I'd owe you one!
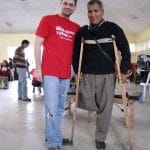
[36,14,80,78]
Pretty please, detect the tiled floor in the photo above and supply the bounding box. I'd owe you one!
[0,80,150,150]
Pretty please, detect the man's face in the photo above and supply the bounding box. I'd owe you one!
[23,43,29,49]
[88,3,104,24]
[60,0,76,18]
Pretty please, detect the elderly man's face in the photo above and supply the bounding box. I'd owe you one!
[88,3,104,24]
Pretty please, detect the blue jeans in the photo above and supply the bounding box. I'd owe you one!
[16,67,27,99]
[43,75,70,148]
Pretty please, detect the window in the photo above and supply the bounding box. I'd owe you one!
[129,43,136,52]
[137,39,150,51]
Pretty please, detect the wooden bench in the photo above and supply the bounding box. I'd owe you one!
[66,90,136,126]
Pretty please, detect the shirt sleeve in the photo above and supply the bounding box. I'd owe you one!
[112,23,131,74]
[35,16,50,38]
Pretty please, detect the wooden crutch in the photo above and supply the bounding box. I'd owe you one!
[112,35,133,150]
[112,35,130,127]
[69,38,84,144]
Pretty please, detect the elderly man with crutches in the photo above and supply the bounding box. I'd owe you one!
[72,0,131,149]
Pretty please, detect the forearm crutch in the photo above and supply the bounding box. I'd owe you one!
[112,35,133,150]
[69,38,84,144]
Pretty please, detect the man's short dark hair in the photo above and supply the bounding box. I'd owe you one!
[21,40,30,45]
[87,0,103,8]
[61,0,77,5]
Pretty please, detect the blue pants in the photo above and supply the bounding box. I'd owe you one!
[43,75,70,148]
[16,67,27,99]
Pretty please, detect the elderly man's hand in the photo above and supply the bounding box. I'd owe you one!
[116,73,128,83]
[121,73,128,83]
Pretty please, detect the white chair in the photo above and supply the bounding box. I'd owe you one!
[140,72,150,101]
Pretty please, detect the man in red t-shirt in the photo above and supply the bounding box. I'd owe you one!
[34,0,79,150]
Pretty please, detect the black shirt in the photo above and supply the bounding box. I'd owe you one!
[73,20,131,75]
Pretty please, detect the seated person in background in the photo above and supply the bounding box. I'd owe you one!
[8,58,14,81]
[30,68,42,93]
[0,60,10,89]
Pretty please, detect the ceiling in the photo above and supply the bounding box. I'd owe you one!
[0,0,150,34]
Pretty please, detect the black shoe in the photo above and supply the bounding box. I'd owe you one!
[22,98,31,101]
[46,138,70,146]
[48,147,60,150]
[48,146,60,150]
[45,138,47,143]
[62,138,70,145]
[18,98,22,100]
[95,141,106,150]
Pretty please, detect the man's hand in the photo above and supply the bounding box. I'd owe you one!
[75,74,82,82]
[35,68,42,82]
[115,73,128,83]
[121,73,128,83]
